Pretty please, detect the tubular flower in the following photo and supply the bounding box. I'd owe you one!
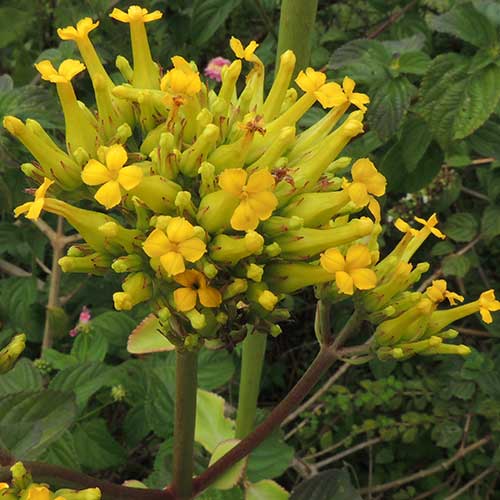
[343,158,386,220]
[142,218,206,276]
[35,59,85,83]
[173,270,222,312]
[320,244,377,295]
[81,144,143,209]
[219,168,278,231]
[479,290,500,323]
[318,76,370,112]
[14,178,54,220]
[230,37,260,63]
[426,280,464,305]
[414,213,446,239]
[109,5,162,23]
[57,17,99,40]
[395,218,419,236]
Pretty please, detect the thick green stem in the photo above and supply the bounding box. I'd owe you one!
[172,349,198,500]
[276,0,319,75]
[235,331,268,439]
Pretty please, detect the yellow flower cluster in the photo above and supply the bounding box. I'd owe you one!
[5,5,498,353]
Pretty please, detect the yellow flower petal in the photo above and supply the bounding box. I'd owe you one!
[343,76,356,95]
[368,197,381,222]
[198,286,222,308]
[160,251,185,276]
[174,287,198,312]
[35,60,58,81]
[27,486,51,500]
[246,169,275,193]
[143,228,173,257]
[231,200,259,231]
[320,248,345,274]
[106,144,128,171]
[36,177,55,199]
[352,159,386,197]
[350,268,377,290]
[350,92,370,112]
[229,37,245,58]
[109,8,130,22]
[57,17,99,40]
[82,159,111,185]
[118,165,143,190]
[345,244,372,269]
[94,180,122,209]
[315,82,346,108]
[295,67,326,93]
[348,182,369,207]
[14,202,32,218]
[177,237,206,263]
[219,168,247,197]
[58,59,86,81]
[0,482,8,490]
[26,198,44,220]
[248,191,278,221]
[174,270,200,287]
[336,271,354,295]
[480,307,493,324]
[167,217,194,243]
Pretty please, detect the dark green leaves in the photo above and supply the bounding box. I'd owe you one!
[443,213,478,242]
[291,468,362,500]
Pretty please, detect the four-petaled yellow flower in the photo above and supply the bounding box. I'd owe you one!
[230,37,259,62]
[57,17,99,40]
[343,158,386,221]
[219,168,278,231]
[320,244,377,295]
[414,213,446,239]
[27,486,51,500]
[318,76,370,112]
[81,144,143,209]
[110,5,162,23]
[14,177,54,220]
[35,59,85,83]
[173,270,222,312]
[426,280,464,305]
[479,290,500,323]
[142,217,206,276]
[161,56,202,102]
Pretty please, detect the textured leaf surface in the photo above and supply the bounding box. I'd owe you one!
[191,0,242,45]
[127,314,175,354]
[209,439,246,490]
[291,468,362,500]
[0,358,42,396]
[246,480,289,500]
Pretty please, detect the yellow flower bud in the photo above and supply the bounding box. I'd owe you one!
[59,253,111,275]
[264,263,333,293]
[209,231,264,264]
[0,334,26,374]
[113,272,152,311]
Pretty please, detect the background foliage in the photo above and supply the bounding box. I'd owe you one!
[2,0,500,498]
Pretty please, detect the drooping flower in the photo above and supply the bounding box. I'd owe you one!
[142,217,206,276]
[204,57,231,82]
[57,17,99,40]
[317,76,370,112]
[343,158,386,220]
[320,244,377,295]
[14,177,54,220]
[479,290,500,323]
[426,280,464,305]
[219,168,278,231]
[81,144,143,209]
[109,5,162,23]
[173,270,222,312]
[414,213,446,239]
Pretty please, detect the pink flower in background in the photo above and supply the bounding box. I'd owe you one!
[69,306,92,337]
[204,57,231,82]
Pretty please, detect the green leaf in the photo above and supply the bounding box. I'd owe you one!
[246,480,289,500]
[198,488,244,500]
[123,404,150,448]
[290,468,362,500]
[399,116,433,171]
[247,429,294,482]
[442,255,471,278]
[42,430,81,471]
[195,389,234,453]
[473,0,500,25]
[127,314,175,354]
[431,240,455,257]
[428,2,497,48]
[381,34,426,55]
[73,418,126,471]
[42,348,78,371]
[91,311,137,347]
[0,8,33,48]
[443,213,478,242]
[71,330,109,363]
[198,349,235,390]
[398,51,431,75]
[482,205,500,241]
[449,380,476,400]
[0,358,42,396]
[432,421,462,448]
[209,439,247,490]
[144,370,174,439]
[0,390,77,459]
[144,439,174,488]
[0,277,38,335]
[375,447,394,464]
[190,0,242,46]
[468,118,500,158]
[368,78,415,141]
[329,39,390,69]
[49,362,115,409]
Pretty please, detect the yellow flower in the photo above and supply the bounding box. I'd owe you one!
[173,269,222,312]
[230,37,259,62]
[343,158,386,220]
[320,244,377,295]
[414,213,446,239]
[81,144,143,209]
[218,168,278,231]
[109,5,162,23]
[57,17,99,40]
[395,218,418,236]
[160,56,202,100]
[35,59,85,83]
[295,67,326,94]
[14,177,54,220]
[426,280,464,305]
[27,486,51,500]
[479,290,500,323]
[142,217,206,276]
[317,76,370,112]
